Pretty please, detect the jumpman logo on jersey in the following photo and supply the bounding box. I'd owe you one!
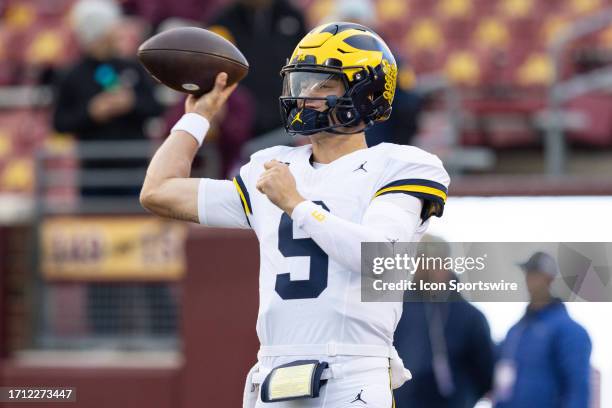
[353,161,368,173]
[350,390,367,404]
[291,109,304,126]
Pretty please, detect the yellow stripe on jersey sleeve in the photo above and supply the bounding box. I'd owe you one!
[233,174,253,227]
[373,178,448,221]
[374,184,447,201]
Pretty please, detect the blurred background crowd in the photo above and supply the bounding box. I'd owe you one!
[0,0,610,407]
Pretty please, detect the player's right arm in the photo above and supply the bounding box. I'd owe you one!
[140,73,238,224]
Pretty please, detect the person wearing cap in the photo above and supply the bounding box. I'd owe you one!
[52,0,163,197]
[494,252,592,408]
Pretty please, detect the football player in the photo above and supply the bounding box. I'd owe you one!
[141,22,449,408]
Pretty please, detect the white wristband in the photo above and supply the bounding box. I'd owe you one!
[171,113,210,146]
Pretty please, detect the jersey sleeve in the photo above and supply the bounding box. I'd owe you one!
[199,145,293,228]
[373,146,450,222]
[197,162,253,229]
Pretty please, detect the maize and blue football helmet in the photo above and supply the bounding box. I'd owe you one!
[280,22,398,135]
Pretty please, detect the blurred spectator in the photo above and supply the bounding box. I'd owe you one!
[394,237,495,408]
[494,252,592,408]
[52,0,163,197]
[207,0,307,137]
[51,0,171,338]
[159,18,255,178]
[118,0,220,30]
[323,0,422,147]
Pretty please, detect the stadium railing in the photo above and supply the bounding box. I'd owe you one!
[544,8,612,174]
[29,140,207,351]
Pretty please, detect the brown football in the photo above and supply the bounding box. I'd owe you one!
[137,27,249,95]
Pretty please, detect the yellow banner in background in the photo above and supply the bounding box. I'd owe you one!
[41,217,187,280]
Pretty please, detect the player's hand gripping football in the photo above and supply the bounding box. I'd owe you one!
[257,160,305,215]
[185,72,237,121]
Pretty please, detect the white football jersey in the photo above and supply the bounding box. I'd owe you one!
[199,142,449,353]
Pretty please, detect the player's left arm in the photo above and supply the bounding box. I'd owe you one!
[256,159,448,273]
[291,194,423,272]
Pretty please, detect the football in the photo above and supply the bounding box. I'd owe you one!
[137,27,249,96]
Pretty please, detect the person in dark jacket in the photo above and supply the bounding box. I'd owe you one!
[52,0,171,338]
[207,0,307,137]
[494,252,592,408]
[53,0,163,197]
[394,237,495,408]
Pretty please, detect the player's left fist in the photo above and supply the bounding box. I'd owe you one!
[256,160,305,215]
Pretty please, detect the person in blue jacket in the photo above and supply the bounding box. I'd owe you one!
[494,251,592,408]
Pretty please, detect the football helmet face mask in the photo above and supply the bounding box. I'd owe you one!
[279,22,399,136]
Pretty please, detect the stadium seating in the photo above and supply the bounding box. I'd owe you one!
[0,0,149,196]
[2,0,612,194]
[302,0,612,150]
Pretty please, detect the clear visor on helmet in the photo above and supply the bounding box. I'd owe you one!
[282,72,347,99]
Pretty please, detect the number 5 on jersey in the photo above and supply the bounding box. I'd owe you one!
[275,201,329,300]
